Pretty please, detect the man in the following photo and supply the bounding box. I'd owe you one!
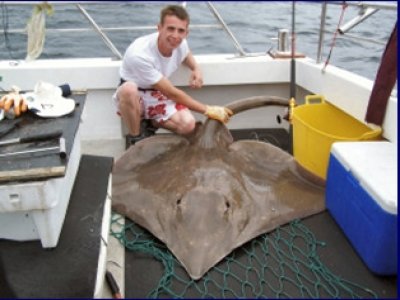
[113,5,233,148]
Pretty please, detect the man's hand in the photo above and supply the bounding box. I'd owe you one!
[189,68,203,89]
[204,105,233,124]
[184,52,203,89]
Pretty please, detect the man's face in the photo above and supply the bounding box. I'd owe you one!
[157,15,189,55]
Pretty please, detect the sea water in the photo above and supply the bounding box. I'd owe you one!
[0,1,397,80]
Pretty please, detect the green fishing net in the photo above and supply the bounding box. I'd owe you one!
[110,213,377,298]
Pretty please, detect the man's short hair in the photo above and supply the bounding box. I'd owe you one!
[160,5,190,25]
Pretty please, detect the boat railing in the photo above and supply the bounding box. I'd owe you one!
[1,1,246,60]
[0,1,397,62]
[317,1,397,63]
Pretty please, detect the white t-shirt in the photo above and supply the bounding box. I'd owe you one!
[120,32,190,89]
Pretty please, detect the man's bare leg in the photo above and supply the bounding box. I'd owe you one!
[160,109,196,135]
[117,82,141,136]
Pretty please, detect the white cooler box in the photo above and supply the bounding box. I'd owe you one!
[0,130,81,248]
[326,141,397,275]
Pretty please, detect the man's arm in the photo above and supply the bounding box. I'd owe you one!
[153,54,233,123]
[153,77,207,113]
[153,77,233,123]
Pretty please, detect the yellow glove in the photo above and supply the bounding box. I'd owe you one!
[204,105,233,124]
[0,92,28,117]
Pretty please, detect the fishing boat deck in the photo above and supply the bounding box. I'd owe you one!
[0,154,113,298]
[124,212,397,298]
[0,126,397,298]
[121,129,397,298]
[0,2,397,296]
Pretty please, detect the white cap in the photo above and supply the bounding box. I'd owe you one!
[24,81,75,118]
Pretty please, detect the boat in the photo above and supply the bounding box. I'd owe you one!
[0,1,397,298]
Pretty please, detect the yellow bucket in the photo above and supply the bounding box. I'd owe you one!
[292,95,382,179]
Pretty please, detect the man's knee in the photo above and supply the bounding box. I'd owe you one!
[176,113,196,135]
[118,82,139,106]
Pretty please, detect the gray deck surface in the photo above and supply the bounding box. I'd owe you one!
[0,155,113,298]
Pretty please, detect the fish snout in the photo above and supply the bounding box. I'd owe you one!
[176,190,233,223]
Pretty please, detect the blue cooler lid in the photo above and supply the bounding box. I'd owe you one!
[330,141,397,214]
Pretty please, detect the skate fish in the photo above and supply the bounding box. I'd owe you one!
[112,96,325,280]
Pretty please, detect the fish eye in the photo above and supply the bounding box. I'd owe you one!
[177,198,182,205]
[225,201,230,209]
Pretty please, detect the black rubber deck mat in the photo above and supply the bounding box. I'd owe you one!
[0,94,86,183]
[0,154,113,298]
[230,127,291,152]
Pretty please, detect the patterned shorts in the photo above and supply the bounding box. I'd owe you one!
[113,89,187,124]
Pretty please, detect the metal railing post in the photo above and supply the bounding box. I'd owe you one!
[317,2,327,64]
[76,4,123,60]
[206,2,246,56]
